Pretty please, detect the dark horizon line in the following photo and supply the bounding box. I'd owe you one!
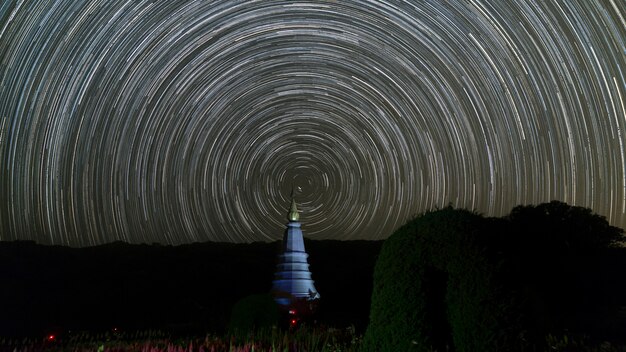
[0,237,386,249]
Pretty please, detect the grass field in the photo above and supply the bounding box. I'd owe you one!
[3,328,626,351]
[0,326,362,352]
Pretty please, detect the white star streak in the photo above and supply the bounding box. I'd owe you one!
[0,0,624,246]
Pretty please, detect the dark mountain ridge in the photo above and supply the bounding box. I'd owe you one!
[0,239,382,337]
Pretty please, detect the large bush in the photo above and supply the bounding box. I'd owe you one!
[362,217,426,351]
[364,202,625,351]
[228,293,280,335]
[363,208,515,351]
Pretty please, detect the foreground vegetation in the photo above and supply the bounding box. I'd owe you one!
[2,201,626,351]
[2,329,626,352]
[0,327,362,352]
[364,201,626,351]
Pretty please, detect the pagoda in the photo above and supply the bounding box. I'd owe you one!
[271,194,320,321]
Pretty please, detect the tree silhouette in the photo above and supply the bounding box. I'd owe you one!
[508,201,623,252]
[506,201,625,341]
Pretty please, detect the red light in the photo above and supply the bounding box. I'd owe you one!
[290,319,297,326]
[48,335,55,341]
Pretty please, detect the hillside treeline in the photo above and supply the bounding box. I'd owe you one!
[0,239,381,337]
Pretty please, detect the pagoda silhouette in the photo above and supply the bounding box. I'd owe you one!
[271,192,320,325]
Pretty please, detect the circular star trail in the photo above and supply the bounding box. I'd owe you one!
[0,0,625,246]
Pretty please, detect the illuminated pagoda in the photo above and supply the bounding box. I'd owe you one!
[271,193,320,321]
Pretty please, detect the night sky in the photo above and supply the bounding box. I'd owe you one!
[0,1,624,246]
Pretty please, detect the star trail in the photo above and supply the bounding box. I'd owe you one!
[0,0,624,246]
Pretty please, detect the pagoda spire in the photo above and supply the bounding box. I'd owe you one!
[288,187,300,222]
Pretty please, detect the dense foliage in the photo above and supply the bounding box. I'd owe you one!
[363,208,514,351]
[507,201,625,342]
[228,294,279,335]
[364,202,625,351]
